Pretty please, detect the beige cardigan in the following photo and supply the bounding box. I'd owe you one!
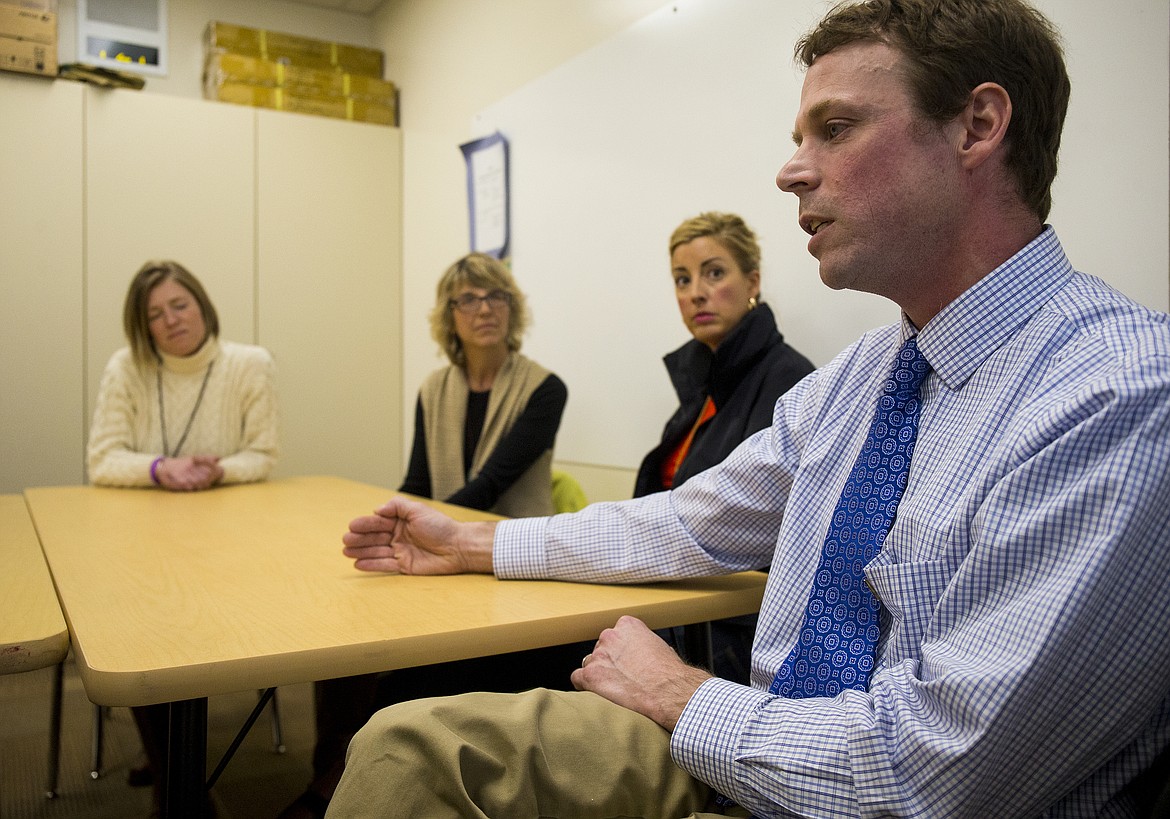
[420,352,554,518]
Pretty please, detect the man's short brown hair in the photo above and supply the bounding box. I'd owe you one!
[796,0,1070,221]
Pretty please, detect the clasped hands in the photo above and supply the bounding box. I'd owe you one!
[342,496,714,731]
[155,455,223,491]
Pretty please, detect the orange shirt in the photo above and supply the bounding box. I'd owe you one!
[660,396,716,490]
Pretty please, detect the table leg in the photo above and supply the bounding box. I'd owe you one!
[45,661,63,798]
[162,697,208,818]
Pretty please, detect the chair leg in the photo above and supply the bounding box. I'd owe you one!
[90,703,104,779]
[265,688,286,754]
[45,661,64,798]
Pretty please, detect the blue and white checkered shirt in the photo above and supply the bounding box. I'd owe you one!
[496,228,1170,817]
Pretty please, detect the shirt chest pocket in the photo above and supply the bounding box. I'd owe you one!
[865,554,955,670]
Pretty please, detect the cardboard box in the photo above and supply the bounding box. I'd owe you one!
[345,97,397,126]
[208,81,348,120]
[205,21,383,78]
[0,32,56,76]
[206,79,397,127]
[205,52,348,99]
[204,51,282,87]
[205,52,396,106]
[342,72,395,103]
[0,3,56,45]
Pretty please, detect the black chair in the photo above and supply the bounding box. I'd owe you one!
[45,658,284,798]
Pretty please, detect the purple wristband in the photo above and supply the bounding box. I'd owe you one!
[150,456,164,485]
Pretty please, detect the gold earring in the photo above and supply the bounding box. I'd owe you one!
[748,296,758,310]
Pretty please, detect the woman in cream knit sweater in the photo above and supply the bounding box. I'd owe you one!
[86,259,278,805]
[87,259,278,490]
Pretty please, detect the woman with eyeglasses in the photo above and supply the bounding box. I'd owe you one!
[281,253,567,819]
[398,252,567,517]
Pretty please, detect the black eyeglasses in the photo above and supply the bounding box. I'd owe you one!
[449,290,511,314]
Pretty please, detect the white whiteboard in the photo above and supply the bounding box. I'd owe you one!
[475,0,1169,470]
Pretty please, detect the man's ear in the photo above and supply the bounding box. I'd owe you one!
[958,82,1012,170]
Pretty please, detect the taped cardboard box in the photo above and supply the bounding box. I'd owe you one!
[209,81,345,119]
[342,72,395,103]
[205,21,383,78]
[204,51,282,87]
[0,32,56,76]
[0,3,56,45]
[344,97,396,126]
[205,52,396,105]
[205,52,345,98]
[207,80,397,126]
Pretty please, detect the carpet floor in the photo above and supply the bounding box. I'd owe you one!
[0,655,316,818]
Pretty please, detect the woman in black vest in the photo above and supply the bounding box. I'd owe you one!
[636,212,814,684]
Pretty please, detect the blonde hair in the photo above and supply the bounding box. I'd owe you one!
[123,260,218,367]
[428,253,529,366]
[669,212,761,276]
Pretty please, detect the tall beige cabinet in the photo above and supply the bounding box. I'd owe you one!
[0,78,85,491]
[257,109,403,483]
[0,74,403,493]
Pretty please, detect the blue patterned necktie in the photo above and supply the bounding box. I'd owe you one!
[770,336,930,699]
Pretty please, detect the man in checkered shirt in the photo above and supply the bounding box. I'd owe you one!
[331,1,1170,816]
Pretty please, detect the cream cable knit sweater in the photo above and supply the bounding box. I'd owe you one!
[87,337,279,487]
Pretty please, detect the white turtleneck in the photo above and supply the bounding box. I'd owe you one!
[87,336,279,488]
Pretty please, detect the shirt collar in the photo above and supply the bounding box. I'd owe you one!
[911,227,1074,390]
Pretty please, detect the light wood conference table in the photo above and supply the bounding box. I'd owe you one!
[0,494,69,675]
[24,475,767,817]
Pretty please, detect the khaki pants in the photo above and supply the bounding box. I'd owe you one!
[327,688,751,818]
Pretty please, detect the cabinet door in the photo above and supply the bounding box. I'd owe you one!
[257,111,403,486]
[0,78,85,492]
[85,89,256,428]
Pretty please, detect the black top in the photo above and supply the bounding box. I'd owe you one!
[463,390,490,476]
[399,373,568,511]
[633,302,814,498]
